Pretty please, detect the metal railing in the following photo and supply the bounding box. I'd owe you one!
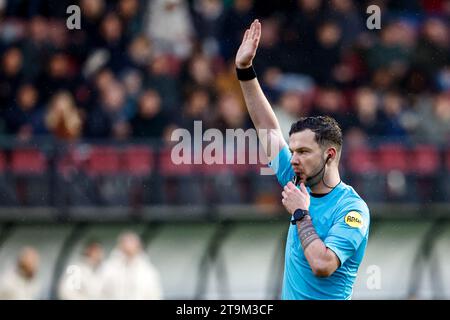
[0,136,448,220]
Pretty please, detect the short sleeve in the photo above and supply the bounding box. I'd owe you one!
[324,206,370,266]
[268,146,295,187]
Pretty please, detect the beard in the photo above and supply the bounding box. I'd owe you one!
[293,158,327,188]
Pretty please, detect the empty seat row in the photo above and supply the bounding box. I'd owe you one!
[1,144,450,177]
[346,144,450,175]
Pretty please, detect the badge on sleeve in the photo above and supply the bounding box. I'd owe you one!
[345,211,364,228]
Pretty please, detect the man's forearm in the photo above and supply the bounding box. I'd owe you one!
[239,78,280,131]
[239,78,286,160]
[296,216,338,277]
[296,216,320,250]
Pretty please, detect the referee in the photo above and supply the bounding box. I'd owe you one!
[236,20,370,300]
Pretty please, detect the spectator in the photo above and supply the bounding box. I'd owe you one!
[58,240,104,300]
[84,81,130,139]
[0,47,24,109]
[79,0,105,38]
[273,91,306,140]
[380,90,408,139]
[347,87,385,139]
[366,21,411,74]
[283,0,324,73]
[121,68,144,105]
[182,53,215,93]
[413,18,450,81]
[251,16,284,74]
[4,83,46,140]
[178,87,213,132]
[214,60,245,104]
[218,0,255,60]
[191,0,224,56]
[144,0,195,59]
[131,89,169,139]
[97,12,127,73]
[45,91,83,141]
[117,0,144,39]
[310,86,350,132]
[126,35,153,71]
[37,52,76,102]
[0,247,41,299]
[310,20,342,84]
[20,16,51,80]
[416,92,450,144]
[291,0,324,49]
[145,54,180,111]
[326,0,363,49]
[212,92,252,132]
[99,231,163,300]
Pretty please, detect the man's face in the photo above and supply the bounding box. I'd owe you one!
[288,129,325,184]
[85,244,104,267]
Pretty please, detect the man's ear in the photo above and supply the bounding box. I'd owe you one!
[326,147,337,162]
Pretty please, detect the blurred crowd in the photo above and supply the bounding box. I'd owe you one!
[0,0,448,147]
[0,231,163,299]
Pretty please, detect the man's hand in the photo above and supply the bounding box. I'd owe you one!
[282,182,310,214]
[235,19,261,69]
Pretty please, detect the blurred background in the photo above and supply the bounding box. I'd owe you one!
[0,0,449,299]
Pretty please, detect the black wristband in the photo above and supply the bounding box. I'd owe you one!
[236,65,257,81]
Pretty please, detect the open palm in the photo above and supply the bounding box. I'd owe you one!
[235,19,261,69]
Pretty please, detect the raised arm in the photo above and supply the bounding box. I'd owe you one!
[235,19,287,161]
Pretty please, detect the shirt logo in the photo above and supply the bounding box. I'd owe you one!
[345,211,363,228]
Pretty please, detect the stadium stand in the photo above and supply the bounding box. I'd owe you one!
[0,0,449,300]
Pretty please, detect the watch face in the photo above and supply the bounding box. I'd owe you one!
[294,209,306,220]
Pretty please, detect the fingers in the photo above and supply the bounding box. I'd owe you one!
[250,20,257,39]
[244,19,260,41]
[243,29,250,41]
[286,181,299,192]
[251,19,260,40]
[284,182,308,197]
[300,183,308,194]
[283,183,299,199]
[254,19,261,42]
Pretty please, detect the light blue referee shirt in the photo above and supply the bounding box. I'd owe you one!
[269,146,370,300]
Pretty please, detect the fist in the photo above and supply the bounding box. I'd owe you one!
[281,182,310,215]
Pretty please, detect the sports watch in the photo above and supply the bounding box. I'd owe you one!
[291,209,309,225]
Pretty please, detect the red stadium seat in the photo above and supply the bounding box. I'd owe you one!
[57,151,75,177]
[376,144,409,173]
[158,147,193,176]
[193,148,255,176]
[57,146,89,176]
[446,147,450,172]
[245,150,265,175]
[86,146,120,176]
[10,149,47,174]
[122,146,154,176]
[346,146,377,174]
[197,148,228,174]
[410,145,440,175]
[0,152,6,173]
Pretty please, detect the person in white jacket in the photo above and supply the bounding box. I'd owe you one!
[58,240,105,300]
[0,246,41,300]
[99,231,163,300]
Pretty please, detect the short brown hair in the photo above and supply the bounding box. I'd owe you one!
[289,116,343,150]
